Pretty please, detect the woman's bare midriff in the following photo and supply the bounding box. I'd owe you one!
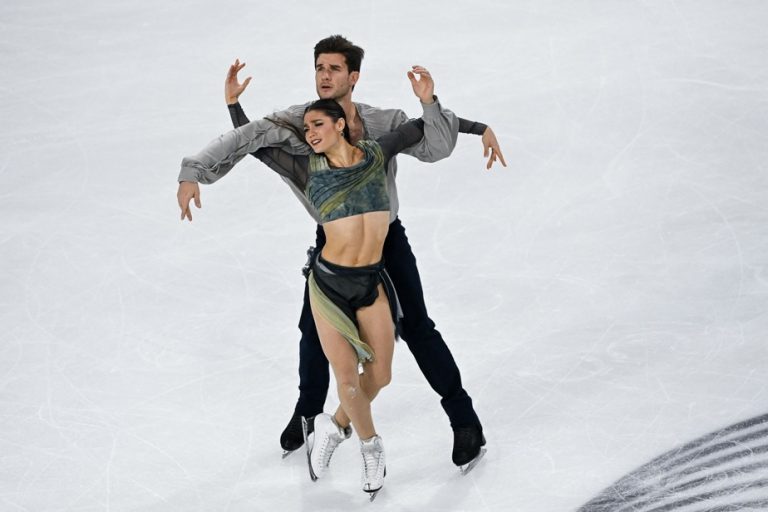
[320,211,390,267]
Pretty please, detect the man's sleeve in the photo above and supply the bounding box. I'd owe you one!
[254,147,310,191]
[178,119,305,184]
[458,118,488,135]
[377,119,426,161]
[395,96,459,163]
[228,102,251,128]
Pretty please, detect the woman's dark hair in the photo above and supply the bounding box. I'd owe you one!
[264,99,350,147]
[304,99,350,142]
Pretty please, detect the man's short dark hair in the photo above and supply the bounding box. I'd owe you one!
[314,35,365,73]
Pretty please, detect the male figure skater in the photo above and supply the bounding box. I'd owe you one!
[177,35,506,472]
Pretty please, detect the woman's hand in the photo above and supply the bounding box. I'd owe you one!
[407,65,435,104]
[177,181,201,221]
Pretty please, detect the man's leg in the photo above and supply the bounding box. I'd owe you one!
[280,226,330,452]
[382,218,485,465]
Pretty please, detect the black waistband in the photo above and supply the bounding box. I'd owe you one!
[315,254,385,276]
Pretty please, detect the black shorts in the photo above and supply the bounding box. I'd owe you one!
[312,254,402,332]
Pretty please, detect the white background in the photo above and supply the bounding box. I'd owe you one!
[1,1,767,510]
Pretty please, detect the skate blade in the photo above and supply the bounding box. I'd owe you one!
[301,417,318,481]
[281,448,299,459]
[365,488,382,502]
[459,447,487,475]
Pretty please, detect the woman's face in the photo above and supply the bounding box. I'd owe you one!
[303,110,345,154]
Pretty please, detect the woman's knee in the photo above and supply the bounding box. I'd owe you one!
[336,373,363,401]
[376,371,392,389]
[367,366,392,390]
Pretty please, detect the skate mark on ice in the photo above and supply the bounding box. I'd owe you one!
[577,413,768,512]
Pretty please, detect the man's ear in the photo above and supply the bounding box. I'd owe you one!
[349,71,360,87]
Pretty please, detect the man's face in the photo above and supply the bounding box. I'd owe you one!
[315,53,359,100]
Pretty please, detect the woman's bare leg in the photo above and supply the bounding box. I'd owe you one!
[332,284,395,430]
[310,297,377,439]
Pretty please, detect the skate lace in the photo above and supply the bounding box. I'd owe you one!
[362,445,384,480]
[318,432,342,469]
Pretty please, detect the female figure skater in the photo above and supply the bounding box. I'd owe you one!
[178,75,485,498]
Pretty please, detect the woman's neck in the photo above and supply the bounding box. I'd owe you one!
[324,139,362,168]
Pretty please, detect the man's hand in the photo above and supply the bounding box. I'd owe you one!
[225,59,252,105]
[481,127,507,170]
[177,181,201,221]
[407,65,435,104]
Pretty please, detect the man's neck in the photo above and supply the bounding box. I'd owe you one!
[335,96,358,124]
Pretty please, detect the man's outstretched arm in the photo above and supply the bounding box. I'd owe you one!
[388,67,506,169]
[225,59,309,151]
[398,65,459,162]
[226,59,254,127]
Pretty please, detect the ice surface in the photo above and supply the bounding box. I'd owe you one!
[1,0,767,510]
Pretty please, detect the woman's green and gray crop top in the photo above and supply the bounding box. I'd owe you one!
[253,119,428,224]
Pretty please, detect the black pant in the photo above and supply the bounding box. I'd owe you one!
[294,217,481,429]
